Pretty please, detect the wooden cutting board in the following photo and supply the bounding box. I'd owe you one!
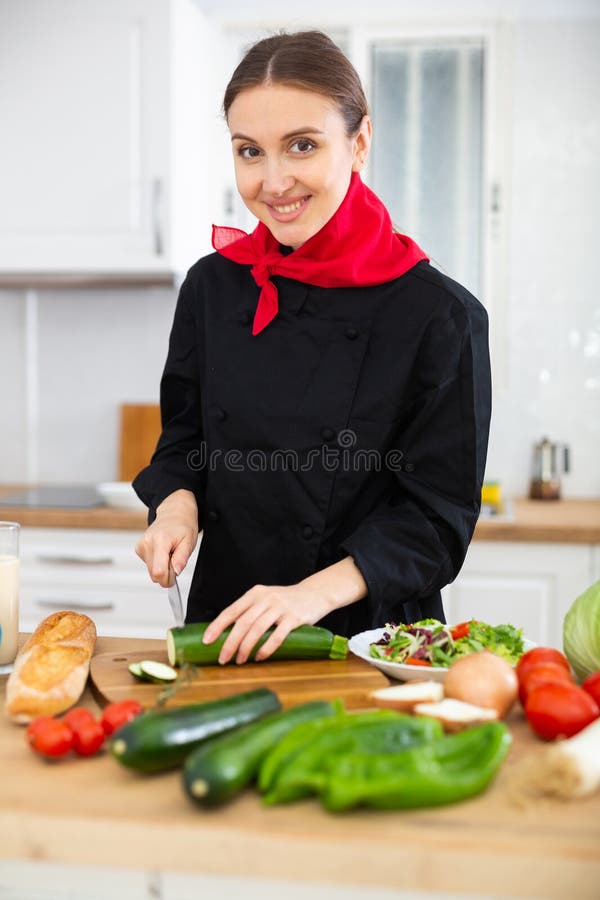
[90,649,389,710]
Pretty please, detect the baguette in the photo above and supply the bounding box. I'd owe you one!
[5,611,97,723]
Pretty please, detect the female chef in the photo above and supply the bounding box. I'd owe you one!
[133,30,491,664]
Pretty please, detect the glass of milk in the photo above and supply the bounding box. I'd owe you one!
[0,522,20,671]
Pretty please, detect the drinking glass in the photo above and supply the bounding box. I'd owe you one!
[0,522,20,672]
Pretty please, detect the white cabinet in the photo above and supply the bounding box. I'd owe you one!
[18,527,199,639]
[442,541,596,650]
[0,0,220,273]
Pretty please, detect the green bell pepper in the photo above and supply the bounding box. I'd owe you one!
[263,711,443,805]
[321,721,512,812]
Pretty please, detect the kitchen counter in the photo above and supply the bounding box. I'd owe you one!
[1,635,598,898]
[1,487,599,542]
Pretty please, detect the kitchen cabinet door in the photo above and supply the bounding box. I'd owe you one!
[0,0,214,273]
[442,541,595,649]
[18,527,200,639]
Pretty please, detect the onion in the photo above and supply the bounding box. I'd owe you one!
[444,650,518,718]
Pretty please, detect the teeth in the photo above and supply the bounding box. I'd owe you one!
[273,199,304,213]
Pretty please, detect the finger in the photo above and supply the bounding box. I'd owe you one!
[254,619,294,662]
[218,604,268,664]
[170,537,193,577]
[234,608,281,665]
[202,590,259,644]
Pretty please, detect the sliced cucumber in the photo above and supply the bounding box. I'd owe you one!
[139,660,178,683]
[128,661,145,680]
[128,660,178,684]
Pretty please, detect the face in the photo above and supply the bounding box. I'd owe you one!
[228,84,371,250]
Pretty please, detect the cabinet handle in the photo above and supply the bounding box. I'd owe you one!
[36,554,115,566]
[152,177,164,256]
[34,598,115,611]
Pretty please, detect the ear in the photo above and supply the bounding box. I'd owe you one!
[351,116,373,172]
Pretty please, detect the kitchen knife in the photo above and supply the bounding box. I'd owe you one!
[167,566,185,627]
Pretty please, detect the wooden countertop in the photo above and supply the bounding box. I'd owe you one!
[1,487,598,543]
[474,497,600,544]
[1,635,598,897]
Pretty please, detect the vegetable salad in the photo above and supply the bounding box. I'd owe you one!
[369,618,524,668]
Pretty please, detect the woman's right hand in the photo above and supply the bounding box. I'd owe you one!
[135,489,198,587]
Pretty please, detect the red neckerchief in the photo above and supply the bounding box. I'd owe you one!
[212,172,428,335]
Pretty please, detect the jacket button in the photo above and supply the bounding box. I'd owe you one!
[345,326,358,340]
[405,462,415,473]
[321,427,335,442]
[302,525,313,539]
[240,311,251,325]
[207,509,220,522]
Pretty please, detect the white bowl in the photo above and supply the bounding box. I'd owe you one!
[349,626,535,683]
[96,481,146,510]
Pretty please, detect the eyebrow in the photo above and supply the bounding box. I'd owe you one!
[231,128,325,142]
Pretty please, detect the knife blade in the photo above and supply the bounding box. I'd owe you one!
[167,566,185,627]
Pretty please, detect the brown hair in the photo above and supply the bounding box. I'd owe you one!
[223,31,369,138]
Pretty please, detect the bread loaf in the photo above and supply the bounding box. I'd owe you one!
[5,611,97,723]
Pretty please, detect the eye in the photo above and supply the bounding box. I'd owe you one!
[237,145,262,160]
[289,138,316,154]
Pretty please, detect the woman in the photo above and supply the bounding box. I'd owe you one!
[133,30,491,665]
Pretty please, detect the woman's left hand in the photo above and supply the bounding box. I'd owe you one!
[201,582,330,664]
[201,557,368,663]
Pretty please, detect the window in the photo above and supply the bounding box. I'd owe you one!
[370,39,484,298]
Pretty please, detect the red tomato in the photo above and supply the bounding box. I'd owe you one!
[582,670,600,707]
[518,662,573,706]
[100,699,144,736]
[516,647,571,684]
[525,682,599,740]
[26,717,73,758]
[71,719,105,756]
[63,707,96,732]
[450,621,473,641]
[405,657,432,667]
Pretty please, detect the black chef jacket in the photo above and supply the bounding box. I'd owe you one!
[133,252,491,638]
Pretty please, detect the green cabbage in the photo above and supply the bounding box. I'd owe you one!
[563,579,600,681]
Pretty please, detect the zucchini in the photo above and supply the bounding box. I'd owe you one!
[110,687,280,773]
[182,700,336,807]
[167,623,348,666]
[128,660,178,684]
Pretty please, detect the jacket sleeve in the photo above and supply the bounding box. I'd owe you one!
[132,273,207,525]
[340,294,491,625]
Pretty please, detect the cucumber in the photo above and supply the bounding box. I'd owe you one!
[139,660,177,683]
[182,700,336,807]
[110,687,280,773]
[167,623,348,666]
[128,660,178,684]
[128,662,145,679]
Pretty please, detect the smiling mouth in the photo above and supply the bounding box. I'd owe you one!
[267,195,311,220]
[272,198,306,213]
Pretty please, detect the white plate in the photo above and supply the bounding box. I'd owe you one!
[96,481,146,510]
[349,626,535,683]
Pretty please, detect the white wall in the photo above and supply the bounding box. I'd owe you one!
[484,18,600,498]
[0,3,598,497]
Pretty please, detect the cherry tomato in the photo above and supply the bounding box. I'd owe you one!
[516,647,571,684]
[26,717,73,758]
[525,682,599,740]
[63,707,96,732]
[519,662,573,706]
[100,699,144,736]
[582,670,600,707]
[450,621,472,641]
[71,719,106,756]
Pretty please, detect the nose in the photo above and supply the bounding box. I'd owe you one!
[262,156,294,197]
